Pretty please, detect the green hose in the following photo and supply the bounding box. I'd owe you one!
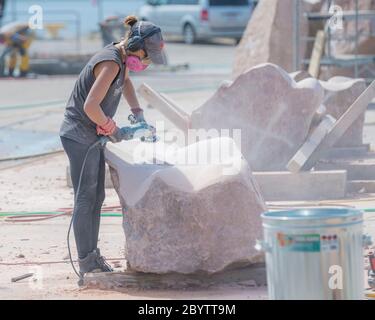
[0,211,122,217]
[0,211,61,216]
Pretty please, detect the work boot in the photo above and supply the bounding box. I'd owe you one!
[94,248,113,272]
[78,250,102,275]
[76,249,112,287]
[78,249,113,275]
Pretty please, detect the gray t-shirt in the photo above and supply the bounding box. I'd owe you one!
[59,43,126,145]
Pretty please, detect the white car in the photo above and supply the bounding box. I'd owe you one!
[139,0,255,44]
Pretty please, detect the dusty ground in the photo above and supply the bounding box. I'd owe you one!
[0,152,268,300]
[1,151,375,299]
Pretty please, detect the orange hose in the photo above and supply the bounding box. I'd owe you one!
[0,257,126,266]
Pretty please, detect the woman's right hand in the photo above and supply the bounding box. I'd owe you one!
[96,117,117,136]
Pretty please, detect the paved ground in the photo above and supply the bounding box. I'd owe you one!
[28,36,237,65]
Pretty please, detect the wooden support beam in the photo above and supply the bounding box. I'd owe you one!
[137,83,190,134]
[287,115,336,172]
[308,30,325,78]
[289,81,375,171]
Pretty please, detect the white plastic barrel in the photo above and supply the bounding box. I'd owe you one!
[258,208,365,300]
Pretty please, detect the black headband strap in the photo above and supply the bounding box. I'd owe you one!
[131,21,161,42]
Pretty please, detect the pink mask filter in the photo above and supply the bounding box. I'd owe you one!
[126,55,148,72]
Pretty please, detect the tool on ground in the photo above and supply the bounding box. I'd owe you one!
[67,117,158,286]
[11,273,34,283]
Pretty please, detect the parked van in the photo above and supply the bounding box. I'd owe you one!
[139,0,255,44]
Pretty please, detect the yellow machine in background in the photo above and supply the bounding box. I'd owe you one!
[0,22,35,77]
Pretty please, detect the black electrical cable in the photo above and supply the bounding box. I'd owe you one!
[66,139,102,286]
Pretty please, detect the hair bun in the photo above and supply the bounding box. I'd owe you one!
[124,15,138,27]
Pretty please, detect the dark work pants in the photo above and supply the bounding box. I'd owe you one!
[60,136,106,259]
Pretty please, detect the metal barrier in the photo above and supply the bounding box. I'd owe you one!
[293,0,375,83]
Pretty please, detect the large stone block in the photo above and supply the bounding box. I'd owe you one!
[319,76,367,147]
[287,115,337,172]
[105,137,267,274]
[233,0,321,78]
[191,63,324,171]
[253,170,347,201]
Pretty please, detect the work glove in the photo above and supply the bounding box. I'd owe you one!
[130,107,146,123]
[96,117,117,136]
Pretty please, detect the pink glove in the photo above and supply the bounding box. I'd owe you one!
[96,117,116,136]
[96,125,107,136]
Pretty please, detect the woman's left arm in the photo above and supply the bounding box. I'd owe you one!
[123,68,141,110]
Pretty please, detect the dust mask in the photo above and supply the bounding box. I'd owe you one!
[126,55,148,72]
